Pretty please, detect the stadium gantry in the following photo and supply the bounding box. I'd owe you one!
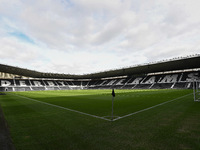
[0,55,200,92]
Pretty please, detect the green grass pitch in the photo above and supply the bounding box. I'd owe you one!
[0,89,200,149]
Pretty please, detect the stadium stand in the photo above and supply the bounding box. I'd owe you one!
[0,71,199,91]
[0,55,200,91]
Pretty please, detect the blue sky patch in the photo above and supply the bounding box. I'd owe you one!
[9,31,35,44]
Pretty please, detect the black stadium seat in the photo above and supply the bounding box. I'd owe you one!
[0,70,199,91]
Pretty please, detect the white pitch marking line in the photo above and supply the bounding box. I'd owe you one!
[8,92,193,122]
[113,93,193,121]
[9,93,112,122]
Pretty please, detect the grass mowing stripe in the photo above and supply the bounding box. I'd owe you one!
[1,89,199,149]
[9,90,193,122]
[8,93,112,122]
[113,92,193,121]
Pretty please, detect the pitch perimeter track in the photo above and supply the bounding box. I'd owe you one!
[8,92,192,122]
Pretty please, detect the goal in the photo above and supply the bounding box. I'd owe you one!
[193,80,200,102]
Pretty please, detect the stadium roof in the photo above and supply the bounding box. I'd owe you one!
[1,55,200,79]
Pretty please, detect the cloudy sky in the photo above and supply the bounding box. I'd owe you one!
[0,0,200,74]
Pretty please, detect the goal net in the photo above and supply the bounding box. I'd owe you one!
[193,80,200,102]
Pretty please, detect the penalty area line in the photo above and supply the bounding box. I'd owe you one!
[8,93,112,122]
[113,93,193,121]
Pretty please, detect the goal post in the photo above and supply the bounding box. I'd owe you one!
[193,80,200,102]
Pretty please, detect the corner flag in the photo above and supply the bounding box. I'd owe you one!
[111,89,115,121]
[112,89,115,97]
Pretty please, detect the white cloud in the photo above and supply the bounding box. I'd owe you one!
[0,0,200,74]
[0,37,38,62]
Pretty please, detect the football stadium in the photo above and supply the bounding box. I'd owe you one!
[1,0,200,150]
[0,55,200,149]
